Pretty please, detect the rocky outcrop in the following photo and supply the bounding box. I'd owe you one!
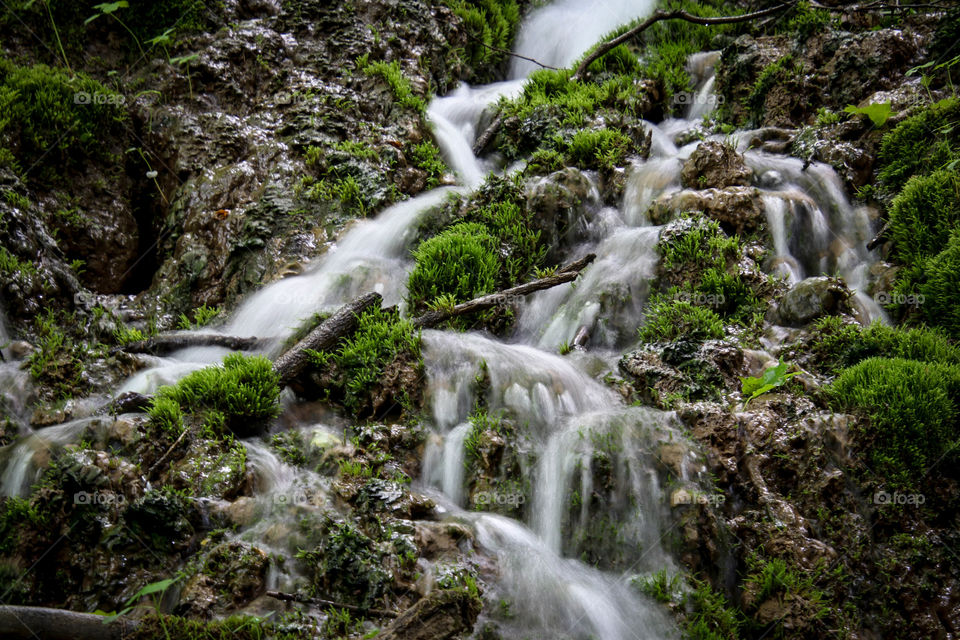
[649,186,765,236]
[775,276,851,327]
[680,140,752,189]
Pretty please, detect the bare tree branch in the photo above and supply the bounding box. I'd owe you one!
[572,3,795,81]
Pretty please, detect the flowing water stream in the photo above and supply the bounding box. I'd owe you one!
[0,1,886,637]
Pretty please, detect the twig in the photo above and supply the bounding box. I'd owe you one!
[572,3,795,80]
[266,590,398,618]
[147,426,190,478]
[463,31,558,71]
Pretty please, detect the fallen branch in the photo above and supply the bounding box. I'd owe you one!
[377,589,481,640]
[411,254,596,329]
[273,292,382,387]
[0,605,137,640]
[572,3,794,80]
[266,590,397,618]
[472,113,503,156]
[118,332,261,356]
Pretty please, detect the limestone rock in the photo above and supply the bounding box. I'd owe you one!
[680,140,752,189]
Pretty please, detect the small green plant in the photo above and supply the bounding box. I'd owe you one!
[357,54,425,113]
[97,575,181,623]
[407,222,499,310]
[177,304,221,329]
[632,569,681,603]
[639,295,725,343]
[446,0,521,82]
[409,140,447,188]
[114,326,146,345]
[740,358,799,406]
[844,102,892,128]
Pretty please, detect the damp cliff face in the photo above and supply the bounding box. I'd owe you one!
[1,1,960,639]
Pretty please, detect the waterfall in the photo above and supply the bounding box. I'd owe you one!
[0,0,888,635]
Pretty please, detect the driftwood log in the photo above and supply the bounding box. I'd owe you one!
[0,606,137,640]
[410,253,596,329]
[376,589,482,640]
[272,291,382,387]
[118,332,261,356]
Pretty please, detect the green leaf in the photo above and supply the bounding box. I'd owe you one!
[843,102,892,127]
[740,358,800,406]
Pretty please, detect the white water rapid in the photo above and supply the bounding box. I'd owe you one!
[0,0,888,637]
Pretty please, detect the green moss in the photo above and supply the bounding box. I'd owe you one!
[0,497,45,554]
[147,396,185,437]
[357,54,426,113]
[811,317,960,373]
[877,97,960,193]
[129,613,310,640]
[639,295,726,343]
[306,306,422,416]
[154,354,281,436]
[745,55,795,125]
[560,128,631,170]
[409,140,447,189]
[779,1,834,40]
[446,0,522,83]
[407,221,500,310]
[919,232,960,338]
[887,169,960,269]
[828,357,960,488]
[0,57,127,183]
[657,219,763,322]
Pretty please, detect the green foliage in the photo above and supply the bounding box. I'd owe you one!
[0,57,127,182]
[560,128,631,170]
[740,358,799,406]
[307,306,422,415]
[639,295,725,343]
[746,55,795,125]
[828,357,960,487]
[0,247,36,276]
[409,140,447,188]
[177,304,221,330]
[684,578,743,640]
[26,310,84,399]
[878,97,960,193]
[919,232,960,338]
[114,326,145,344]
[297,519,390,609]
[632,569,682,604]
[128,612,306,640]
[811,317,960,373]
[0,497,45,554]
[887,169,960,268]
[147,396,185,437]
[407,222,500,310]
[155,354,281,436]
[357,54,425,113]
[844,102,892,128]
[780,1,834,40]
[447,0,521,83]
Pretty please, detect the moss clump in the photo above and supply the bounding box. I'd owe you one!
[152,354,281,437]
[357,54,425,113]
[811,317,960,373]
[877,97,960,193]
[26,310,85,400]
[307,306,422,416]
[639,295,726,343]
[447,0,522,83]
[887,170,960,270]
[828,357,960,488]
[744,55,796,125]
[409,140,447,189]
[918,232,960,339]
[657,218,764,322]
[561,128,632,170]
[407,222,500,310]
[0,57,127,182]
[130,613,311,640]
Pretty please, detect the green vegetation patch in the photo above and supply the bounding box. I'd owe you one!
[828,357,960,488]
[306,306,422,416]
[811,317,960,374]
[408,222,500,310]
[446,0,522,83]
[639,295,725,344]
[357,54,426,113]
[877,97,960,193]
[150,353,281,437]
[0,57,127,182]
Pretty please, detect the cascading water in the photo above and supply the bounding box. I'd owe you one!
[0,0,889,637]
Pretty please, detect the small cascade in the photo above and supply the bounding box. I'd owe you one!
[0,418,100,497]
[470,514,675,640]
[518,226,661,350]
[685,51,722,121]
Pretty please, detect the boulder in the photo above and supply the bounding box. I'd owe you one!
[776,276,850,327]
[525,168,595,260]
[649,186,764,236]
[680,140,752,189]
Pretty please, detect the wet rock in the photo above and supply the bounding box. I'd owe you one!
[649,186,764,236]
[680,140,752,189]
[378,588,482,640]
[775,276,850,327]
[178,541,269,617]
[414,521,472,559]
[525,168,596,261]
[7,341,34,360]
